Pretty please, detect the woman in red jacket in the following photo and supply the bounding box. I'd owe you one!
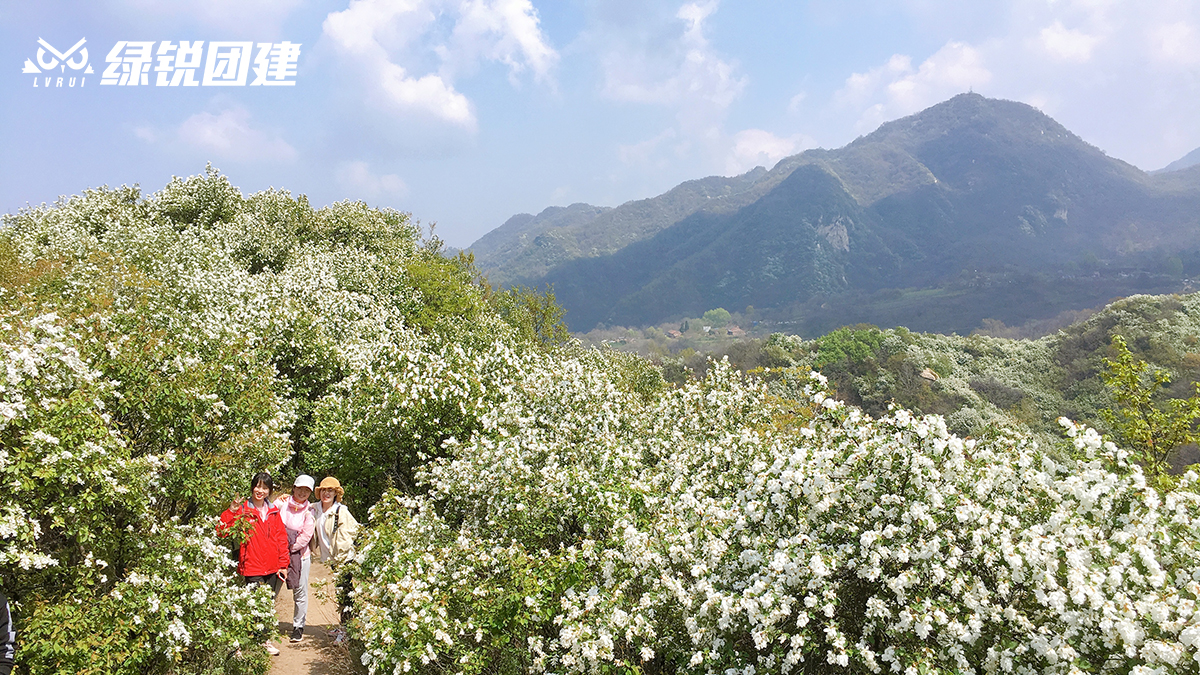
[219,471,289,655]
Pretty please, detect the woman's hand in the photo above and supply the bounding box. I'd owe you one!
[276,568,287,581]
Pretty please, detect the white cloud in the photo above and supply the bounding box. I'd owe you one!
[725,129,814,174]
[1039,21,1102,62]
[617,128,679,169]
[109,0,303,36]
[143,106,298,162]
[334,161,408,198]
[322,0,557,130]
[446,0,558,84]
[814,0,1200,170]
[598,0,745,109]
[835,54,913,110]
[1148,21,1200,66]
[787,91,808,115]
[836,42,991,134]
[133,126,158,143]
[590,1,750,178]
[548,185,572,204]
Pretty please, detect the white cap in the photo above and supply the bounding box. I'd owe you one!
[294,474,316,491]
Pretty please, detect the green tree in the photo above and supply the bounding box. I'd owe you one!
[491,284,570,350]
[702,307,731,327]
[813,324,884,368]
[1099,335,1200,481]
[1166,255,1184,279]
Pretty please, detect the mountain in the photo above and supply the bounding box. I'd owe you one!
[471,167,779,286]
[472,93,1200,331]
[1155,146,1200,174]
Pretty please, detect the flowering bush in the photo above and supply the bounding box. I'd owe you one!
[0,285,287,672]
[347,357,1200,675]
[19,522,276,675]
[1,167,562,672]
[8,170,1199,675]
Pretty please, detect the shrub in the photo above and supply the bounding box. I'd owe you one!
[1100,335,1200,482]
[969,376,1028,409]
[702,308,732,327]
[346,357,1200,675]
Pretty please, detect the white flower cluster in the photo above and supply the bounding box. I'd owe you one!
[0,175,431,670]
[348,353,1200,675]
[9,171,1200,675]
[103,520,277,661]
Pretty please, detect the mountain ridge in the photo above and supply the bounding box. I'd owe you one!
[472,93,1200,331]
[1155,146,1200,174]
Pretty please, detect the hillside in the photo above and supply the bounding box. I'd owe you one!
[471,166,780,286]
[1156,146,1200,173]
[5,170,1199,675]
[668,291,1200,467]
[474,93,1200,331]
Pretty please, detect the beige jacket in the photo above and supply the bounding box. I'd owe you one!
[310,501,359,564]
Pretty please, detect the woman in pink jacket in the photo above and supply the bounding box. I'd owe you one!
[274,474,315,643]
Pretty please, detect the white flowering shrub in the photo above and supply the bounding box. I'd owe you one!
[1,167,569,673]
[0,292,287,673]
[306,341,528,504]
[14,169,1197,675]
[348,359,1200,675]
[19,521,276,674]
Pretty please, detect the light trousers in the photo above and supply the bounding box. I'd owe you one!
[291,554,310,629]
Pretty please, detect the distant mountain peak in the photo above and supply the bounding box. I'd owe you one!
[474,93,1200,332]
[1156,147,1200,173]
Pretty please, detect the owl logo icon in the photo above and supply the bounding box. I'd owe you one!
[23,38,94,74]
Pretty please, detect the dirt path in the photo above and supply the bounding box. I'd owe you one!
[269,560,361,675]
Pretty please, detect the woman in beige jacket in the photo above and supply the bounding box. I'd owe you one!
[310,476,359,566]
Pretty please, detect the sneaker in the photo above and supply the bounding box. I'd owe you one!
[265,642,280,656]
[291,627,304,643]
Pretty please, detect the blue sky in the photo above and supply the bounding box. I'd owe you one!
[3,1,1199,248]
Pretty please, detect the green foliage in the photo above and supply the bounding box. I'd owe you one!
[19,530,275,675]
[153,164,244,229]
[701,307,731,327]
[0,167,488,673]
[1099,335,1200,480]
[305,343,510,506]
[969,376,1027,409]
[404,247,486,335]
[224,188,315,273]
[662,293,1200,453]
[589,348,666,400]
[490,284,570,350]
[812,324,885,367]
[1166,255,1184,278]
[0,249,282,674]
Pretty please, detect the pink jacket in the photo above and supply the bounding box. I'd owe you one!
[273,495,315,559]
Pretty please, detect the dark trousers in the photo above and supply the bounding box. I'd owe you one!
[243,573,283,595]
[243,574,282,641]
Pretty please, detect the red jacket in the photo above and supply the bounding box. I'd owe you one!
[219,500,290,577]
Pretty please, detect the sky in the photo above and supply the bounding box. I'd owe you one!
[3,1,1199,249]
